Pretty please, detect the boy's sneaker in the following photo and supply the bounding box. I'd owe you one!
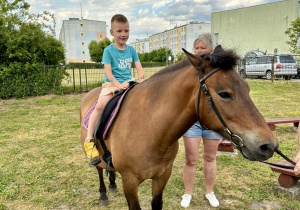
[181,194,192,208]
[84,138,100,166]
[205,192,219,207]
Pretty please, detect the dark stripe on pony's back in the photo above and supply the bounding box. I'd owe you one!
[150,58,191,78]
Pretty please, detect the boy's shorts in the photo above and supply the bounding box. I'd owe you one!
[183,121,221,139]
[99,82,119,97]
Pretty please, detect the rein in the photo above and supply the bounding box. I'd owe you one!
[197,68,296,170]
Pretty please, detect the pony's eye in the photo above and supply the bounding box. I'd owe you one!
[218,92,232,99]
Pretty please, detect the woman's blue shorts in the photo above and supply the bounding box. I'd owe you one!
[183,121,221,139]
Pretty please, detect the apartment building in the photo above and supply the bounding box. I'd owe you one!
[59,18,106,63]
[130,38,150,54]
[130,21,211,59]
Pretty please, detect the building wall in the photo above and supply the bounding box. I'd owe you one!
[130,38,150,53]
[211,0,299,56]
[185,23,211,52]
[59,18,106,63]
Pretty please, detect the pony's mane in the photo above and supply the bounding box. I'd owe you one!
[202,47,240,70]
[149,47,240,80]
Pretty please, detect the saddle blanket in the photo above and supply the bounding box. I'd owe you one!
[82,82,137,140]
[82,100,98,130]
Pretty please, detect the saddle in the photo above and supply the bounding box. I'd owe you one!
[94,81,137,173]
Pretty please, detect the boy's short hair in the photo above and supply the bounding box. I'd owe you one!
[111,14,128,25]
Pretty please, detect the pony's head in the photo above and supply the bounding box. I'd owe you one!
[183,45,278,161]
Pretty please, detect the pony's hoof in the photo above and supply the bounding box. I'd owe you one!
[99,199,108,206]
[109,186,118,194]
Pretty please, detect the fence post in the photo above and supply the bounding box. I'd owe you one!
[72,67,75,92]
[243,59,247,78]
[85,68,88,92]
[271,56,275,83]
[79,66,82,93]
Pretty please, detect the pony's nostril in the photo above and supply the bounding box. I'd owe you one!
[259,144,274,157]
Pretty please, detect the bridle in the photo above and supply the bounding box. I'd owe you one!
[196,67,296,170]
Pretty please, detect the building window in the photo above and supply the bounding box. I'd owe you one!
[80,32,85,37]
[81,50,86,55]
[83,59,86,63]
[215,33,219,45]
[80,23,84,28]
[81,41,85,46]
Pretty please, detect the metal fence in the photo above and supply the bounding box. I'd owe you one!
[56,63,165,93]
[41,57,300,94]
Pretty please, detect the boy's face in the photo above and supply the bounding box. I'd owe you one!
[110,21,130,45]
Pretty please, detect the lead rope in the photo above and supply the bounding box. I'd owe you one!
[260,149,296,170]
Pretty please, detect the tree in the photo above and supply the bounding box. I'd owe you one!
[0,0,66,98]
[88,37,111,63]
[138,52,151,62]
[285,18,300,55]
[176,52,186,62]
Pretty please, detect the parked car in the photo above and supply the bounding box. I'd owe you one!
[240,54,298,80]
[297,62,300,78]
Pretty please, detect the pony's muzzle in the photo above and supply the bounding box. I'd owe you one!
[258,143,277,160]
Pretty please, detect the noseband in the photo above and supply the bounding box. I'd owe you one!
[197,68,296,170]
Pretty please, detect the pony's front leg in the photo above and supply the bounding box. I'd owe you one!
[151,166,172,210]
[121,173,141,210]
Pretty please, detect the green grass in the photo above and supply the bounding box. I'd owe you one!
[0,79,299,209]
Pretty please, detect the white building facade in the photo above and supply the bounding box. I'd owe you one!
[59,18,107,63]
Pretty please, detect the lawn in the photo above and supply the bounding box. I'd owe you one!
[0,79,299,210]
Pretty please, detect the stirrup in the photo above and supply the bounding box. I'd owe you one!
[89,158,101,167]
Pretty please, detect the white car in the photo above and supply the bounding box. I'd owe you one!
[240,54,297,80]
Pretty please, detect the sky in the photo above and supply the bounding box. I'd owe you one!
[26,0,282,44]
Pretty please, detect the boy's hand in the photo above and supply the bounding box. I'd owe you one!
[118,81,129,90]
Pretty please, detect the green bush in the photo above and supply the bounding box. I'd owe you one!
[0,63,68,98]
[67,62,103,69]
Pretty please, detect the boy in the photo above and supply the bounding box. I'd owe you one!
[84,14,145,166]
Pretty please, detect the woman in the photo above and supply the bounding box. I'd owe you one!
[181,33,222,208]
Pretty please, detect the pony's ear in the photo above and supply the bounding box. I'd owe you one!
[212,45,224,55]
[182,48,204,71]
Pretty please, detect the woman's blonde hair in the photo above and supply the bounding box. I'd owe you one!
[193,33,214,51]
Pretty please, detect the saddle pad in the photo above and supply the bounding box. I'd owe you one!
[82,100,98,130]
[95,82,138,141]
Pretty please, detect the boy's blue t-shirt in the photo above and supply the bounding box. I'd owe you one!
[102,44,140,84]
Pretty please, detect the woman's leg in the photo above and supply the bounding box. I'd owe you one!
[182,136,201,194]
[202,138,220,194]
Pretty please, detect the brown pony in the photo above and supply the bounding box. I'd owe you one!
[80,45,278,209]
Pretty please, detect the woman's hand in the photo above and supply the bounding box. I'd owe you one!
[294,152,300,175]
